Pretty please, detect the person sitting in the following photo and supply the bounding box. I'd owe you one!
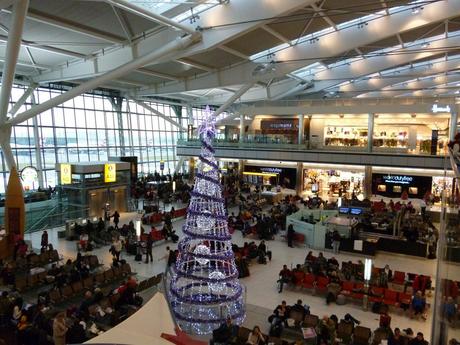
[340,313,360,331]
[326,271,342,305]
[409,332,428,345]
[257,240,271,262]
[272,300,290,323]
[388,328,405,345]
[278,265,292,293]
[410,291,427,320]
[246,325,266,345]
[290,299,309,319]
[327,257,339,270]
[444,296,457,323]
[212,316,239,345]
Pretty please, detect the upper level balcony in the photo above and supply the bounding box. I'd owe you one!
[176,137,448,170]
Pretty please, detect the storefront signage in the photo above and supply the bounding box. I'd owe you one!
[60,163,72,185]
[431,104,451,113]
[260,119,299,133]
[260,167,282,174]
[104,163,116,183]
[383,175,413,185]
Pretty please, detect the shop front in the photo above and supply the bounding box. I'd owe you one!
[302,168,364,200]
[243,165,297,189]
[371,173,432,199]
[310,113,449,155]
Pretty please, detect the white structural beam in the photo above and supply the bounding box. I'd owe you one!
[111,4,133,43]
[138,0,460,97]
[1,7,124,43]
[33,0,316,83]
[239,96,457,116]
[0,59,50,70]
[202,35,460,104]
[176,58,216,72]
[261,25,292,46]
[218,45,250,60]
[337,57,460,95]
[359,74,460,98]
[126,96,185,131]
[0,34,85,59]
[214,83,254,118]
[9,34,201,126]
[0,0,29,125]
[8,84,36,116]
[105,0,195,35]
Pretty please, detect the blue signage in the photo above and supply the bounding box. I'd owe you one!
[383,175,413,185]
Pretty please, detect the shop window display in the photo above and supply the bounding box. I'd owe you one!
[303,169,364,200]
[324,126,368,147]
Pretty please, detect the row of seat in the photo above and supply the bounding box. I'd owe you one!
[48,263,132,304]
[14,254,102,292]
[289,273,413,309]
[137,274,163,292]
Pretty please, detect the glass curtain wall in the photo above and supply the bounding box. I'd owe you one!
[0,84,189,193]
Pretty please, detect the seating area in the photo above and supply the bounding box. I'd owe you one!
[279,254,432,321]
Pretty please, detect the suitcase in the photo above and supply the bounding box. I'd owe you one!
[135,253,142,261]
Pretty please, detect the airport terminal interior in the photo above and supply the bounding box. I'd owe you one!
[2,1,460,345]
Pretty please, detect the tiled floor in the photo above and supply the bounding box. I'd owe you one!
[24,206,460,342]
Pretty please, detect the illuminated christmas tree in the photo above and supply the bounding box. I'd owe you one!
[168,107,245,335]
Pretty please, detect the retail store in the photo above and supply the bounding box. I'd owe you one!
[243,165,297,189]
[302,168,365,199]
[310,113,450,154]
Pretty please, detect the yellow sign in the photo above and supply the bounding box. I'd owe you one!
[60,163,72,185]
[104,163,116,183]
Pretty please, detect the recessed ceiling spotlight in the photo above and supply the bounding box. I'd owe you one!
[421,42,430,48]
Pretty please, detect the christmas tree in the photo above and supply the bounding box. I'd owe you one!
[168,107,245,335]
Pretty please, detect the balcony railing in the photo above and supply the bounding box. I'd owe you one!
[178,138,445,157]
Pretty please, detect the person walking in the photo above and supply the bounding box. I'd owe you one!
[40,230,48,251]
[112,236,123,262]
[112,210,120,229]
[287,224,295,248]
[332,230,341,254]
[145,234,153,263]
[52,312,68,345]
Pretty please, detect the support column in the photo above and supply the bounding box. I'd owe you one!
[238,160,245,176]
[110,97,125,156]
[364,166,373,199]
[298,114,304,145]
[0,125,15,170]
[239,114,244,143]
[0,0,29,126]
[450,111,458,141]
[296,162,303,196]
[30,93,45,188]
[367,113,374,153]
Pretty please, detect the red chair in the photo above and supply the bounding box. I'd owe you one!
[293,271,305,287]
[369,286,385,303]
[392,271,406,285]
[383,289,399,306]
[352,283,365,300]
[151,230,164,241]
[341,281,354,297]
[398,292,412,307]
[303,274,316,289]
[316,276,329,294]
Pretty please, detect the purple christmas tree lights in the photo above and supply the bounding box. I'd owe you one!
[168,107,245,335]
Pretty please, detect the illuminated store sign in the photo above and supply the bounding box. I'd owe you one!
[104,163,116,183]
[60,163,72,185]
[431,104,451,113]
[383,175,413,185]
[260,167,282,174]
